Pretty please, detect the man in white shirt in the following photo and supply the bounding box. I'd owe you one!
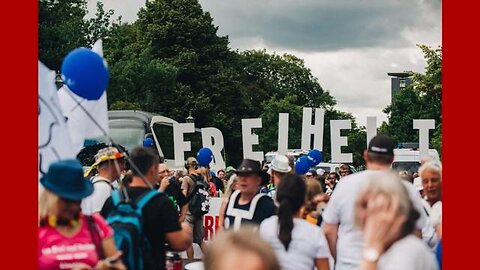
[81,146,125,214]
[419,161,442,239]
[267,154,291,203]
[323,134,428,270]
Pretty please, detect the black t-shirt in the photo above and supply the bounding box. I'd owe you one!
[154,177,188,210]
[223,192,276,228]
[211,176,225,193]
[100,187,181,270]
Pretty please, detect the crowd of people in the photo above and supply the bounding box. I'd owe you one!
[38,134,442,270]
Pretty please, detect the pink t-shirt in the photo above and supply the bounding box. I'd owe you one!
[38,213,113,270]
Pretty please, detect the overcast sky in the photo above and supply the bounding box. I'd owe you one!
[87,0,442,127]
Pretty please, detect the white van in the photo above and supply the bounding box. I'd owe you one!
[264,149,308,164]
[392,148,440,173]
[315,162,357,174]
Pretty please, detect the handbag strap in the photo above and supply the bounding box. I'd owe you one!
[86,215,105,260]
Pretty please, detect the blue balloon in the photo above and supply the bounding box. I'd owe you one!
[197,147,213,166]
[143,138,154,147]
[61,48,109,100]
[307,149,323,166]
[295,156,310,175]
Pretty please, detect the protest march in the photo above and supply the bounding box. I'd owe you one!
[38,1,442,270]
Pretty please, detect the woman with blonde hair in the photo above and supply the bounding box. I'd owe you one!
[204,228,280,270]
[197,167,216,197]
[355,171,438,270]
[39,159,125,270]
[302,176,329,226]
[217,173,238,230]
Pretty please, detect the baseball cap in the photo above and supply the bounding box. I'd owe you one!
[270,154,291,173]
[367,134,395,156]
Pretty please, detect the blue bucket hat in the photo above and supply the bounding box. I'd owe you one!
[40,159,94,200]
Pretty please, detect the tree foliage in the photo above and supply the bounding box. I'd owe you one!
[382,45,442,155]
[39,0,117,70]
[39,0,89,70]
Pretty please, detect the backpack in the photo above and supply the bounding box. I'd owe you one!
[186,174,210,218]
[106,189,160,270]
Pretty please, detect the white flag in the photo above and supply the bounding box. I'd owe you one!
[58,40,109,154]
[38,61,75,181]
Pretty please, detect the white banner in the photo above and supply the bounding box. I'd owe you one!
[38,61,75,180]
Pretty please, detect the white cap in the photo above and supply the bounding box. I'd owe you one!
[413,177,423,191]
[316,168,325,175]
[270,154,291,173]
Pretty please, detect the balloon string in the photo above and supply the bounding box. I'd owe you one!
[63,88,154,190]
[70,98,85,113]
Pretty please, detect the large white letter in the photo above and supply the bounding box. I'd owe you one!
[201,127,226,171]
[366,116,377,147]
[413,119,435,159]
[173,123,195,167]
[330,120,353,163]
[277,113,289,155]
[242,118,263,161]
[301,107,325,150]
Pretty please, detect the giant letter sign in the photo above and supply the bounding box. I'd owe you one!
[277,113,289,155]
[174,123,195,167]
[330,120,353,163]
[301,108,325,150]
[201,127,226,171]
[366,116,377,147]
[242,118,263,161]
[413,119,435,159]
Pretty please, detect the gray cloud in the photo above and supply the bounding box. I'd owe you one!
[199,0,441,52]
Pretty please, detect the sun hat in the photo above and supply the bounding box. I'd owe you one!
[235,159,270,186]
[40,159,94,200]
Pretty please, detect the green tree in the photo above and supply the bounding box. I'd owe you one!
[39,0,117,70]
[39,0,89,70]
[382,45,442,155]
[86,2,117,45]
[104,0,248,165]
[238,50,336,116]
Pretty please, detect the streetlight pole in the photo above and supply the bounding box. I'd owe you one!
[186,110,194,124]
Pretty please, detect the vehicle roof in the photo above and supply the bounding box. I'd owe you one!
[108,110,154,124]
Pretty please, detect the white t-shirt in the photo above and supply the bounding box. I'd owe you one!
[81,176,113,214]
[419,199,439,249]
[378,235,439,270]
[322,170,428,270]
[259,216,330,270]
[425,201,442,227]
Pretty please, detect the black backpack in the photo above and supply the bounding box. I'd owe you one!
[106,189,160,270]
[186,174,210,218]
